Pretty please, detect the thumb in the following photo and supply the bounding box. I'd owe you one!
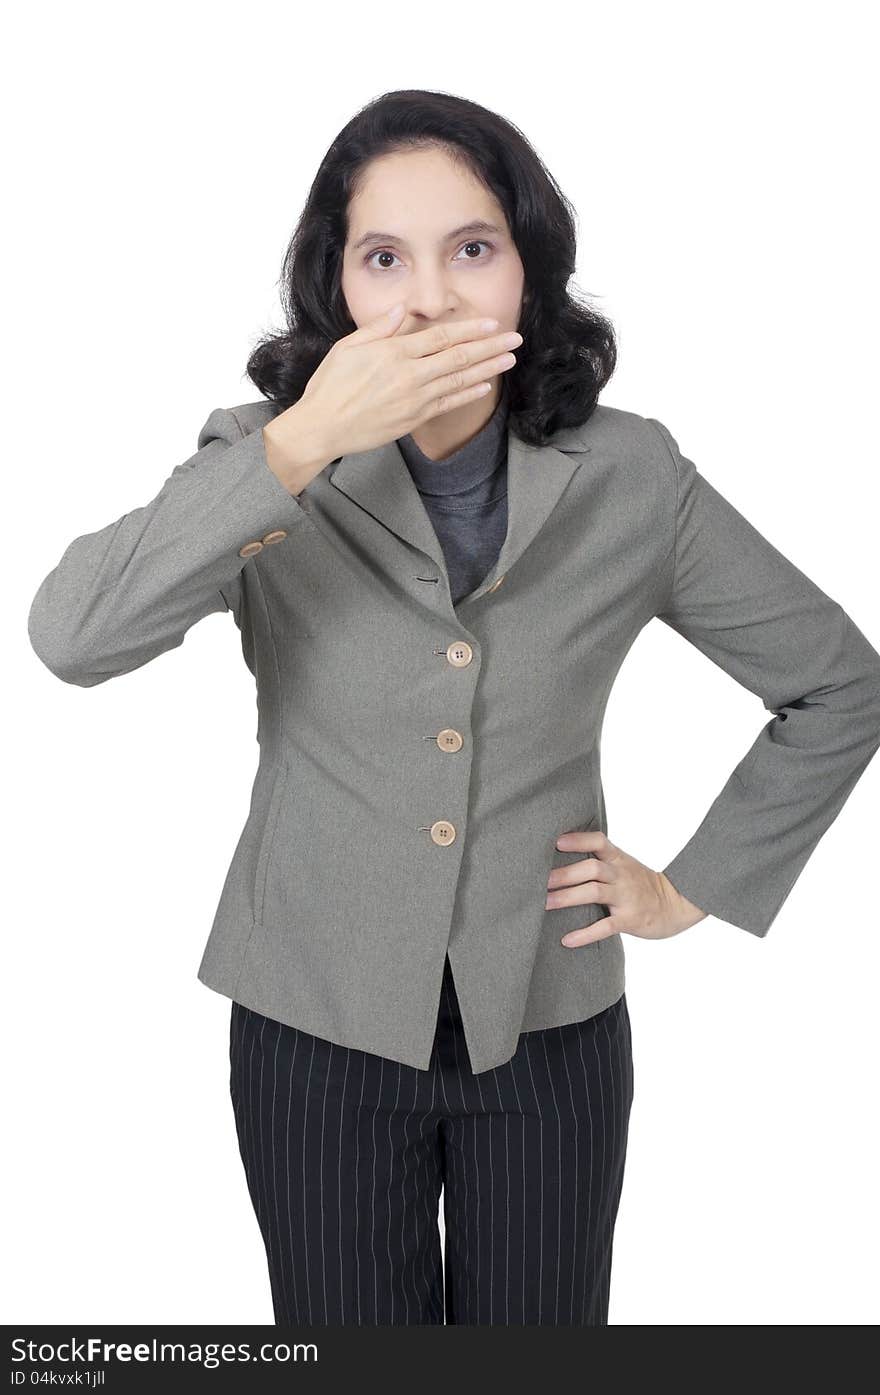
[352,301,407,341]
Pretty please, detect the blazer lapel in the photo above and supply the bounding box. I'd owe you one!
[328,418,592,603]
[328,434,442,571]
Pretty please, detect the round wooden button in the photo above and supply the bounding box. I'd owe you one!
[436,728,463,752]
[430,820,456,845]
[238,540,264,557]
[486,573,506,593]
[446,640,473,667]
[262,529,288,545]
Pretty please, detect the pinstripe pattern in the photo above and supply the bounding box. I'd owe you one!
[230,954,633,1326]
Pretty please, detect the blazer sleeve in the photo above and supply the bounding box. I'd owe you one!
[648,417,880,936]
[27,405,310,687]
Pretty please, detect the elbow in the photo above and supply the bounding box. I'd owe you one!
[28,630,109,688]
[27,593,110,688]
[834,617,880,738]
[862,651,880,736]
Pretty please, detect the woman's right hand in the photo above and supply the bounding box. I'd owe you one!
[265,305,522,481]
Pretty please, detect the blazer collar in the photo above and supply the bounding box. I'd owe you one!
[328,418,592,606]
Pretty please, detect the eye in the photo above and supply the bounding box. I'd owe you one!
[363,240,495,270]
[453,240,494,261]
[365,249,403,270]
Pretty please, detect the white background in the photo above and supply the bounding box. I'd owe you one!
[5,0,878,1325]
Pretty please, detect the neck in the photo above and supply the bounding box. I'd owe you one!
[408,381,505,461]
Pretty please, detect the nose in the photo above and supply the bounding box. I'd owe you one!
[402,270,459,324]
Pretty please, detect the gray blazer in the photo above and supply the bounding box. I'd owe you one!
[27,400,880,1073]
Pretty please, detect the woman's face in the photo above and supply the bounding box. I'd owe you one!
[340,147,526,342]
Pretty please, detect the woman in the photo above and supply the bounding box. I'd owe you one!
[27,89,880,1326]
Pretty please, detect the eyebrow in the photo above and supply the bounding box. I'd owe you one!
[351,219,504,252]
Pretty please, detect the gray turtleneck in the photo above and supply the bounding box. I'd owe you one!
[396,387,509,606]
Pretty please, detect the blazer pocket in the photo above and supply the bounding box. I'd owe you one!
[253,759,288,926]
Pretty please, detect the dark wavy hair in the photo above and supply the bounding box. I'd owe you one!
[245,88,617,447]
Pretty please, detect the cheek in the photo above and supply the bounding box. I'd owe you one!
[481,260,525,314]
[340,266,376,323]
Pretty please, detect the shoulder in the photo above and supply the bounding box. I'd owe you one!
[194,398,281,451]
[225,398,286,437]
[221,398,677,478]
[225,399,671,445]
[549,402,673,460]
[550,403,679,492]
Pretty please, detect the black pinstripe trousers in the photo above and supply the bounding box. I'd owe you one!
[229,952,634,1326]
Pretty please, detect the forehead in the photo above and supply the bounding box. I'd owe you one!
[346,149,506,244]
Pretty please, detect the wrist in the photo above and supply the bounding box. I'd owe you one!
[657,870,708,927]
[262,403,337,497]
